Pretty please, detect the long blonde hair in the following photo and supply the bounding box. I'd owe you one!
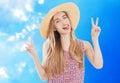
[44,11,84,78]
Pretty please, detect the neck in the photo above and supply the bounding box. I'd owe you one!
[60,34,70,52]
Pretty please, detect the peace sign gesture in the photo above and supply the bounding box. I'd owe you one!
[24,36,37,58]
[91,17,101,41]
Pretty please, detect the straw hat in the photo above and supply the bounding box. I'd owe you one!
[40,2,80,38]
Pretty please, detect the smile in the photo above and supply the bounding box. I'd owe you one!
[62,24,69,30]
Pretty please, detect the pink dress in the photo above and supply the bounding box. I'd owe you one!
[48,40,85,83]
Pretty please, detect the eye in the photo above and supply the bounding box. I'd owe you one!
[55,20,60,23]
[63,15,68,19]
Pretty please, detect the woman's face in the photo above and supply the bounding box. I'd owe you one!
[53,11,71,35]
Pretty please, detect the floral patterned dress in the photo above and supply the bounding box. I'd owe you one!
[48,40,85,83]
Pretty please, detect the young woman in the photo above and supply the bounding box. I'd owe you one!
[24,2,103,83]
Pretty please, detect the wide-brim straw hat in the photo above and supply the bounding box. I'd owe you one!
[40,2,80,38]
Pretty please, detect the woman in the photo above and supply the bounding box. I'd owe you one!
[25,2,103,83]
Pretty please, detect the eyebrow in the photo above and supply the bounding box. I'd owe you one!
[53,14,67,22]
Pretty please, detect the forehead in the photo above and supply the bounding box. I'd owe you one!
[53,11,67,20]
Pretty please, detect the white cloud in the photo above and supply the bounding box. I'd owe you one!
[1,0,43,42]
[25,24,38,31]
[25,3,33,12]
[0,0,9,9]
[16,62,26,73]
[19,43,28,52]
[7,24,38,53]
[26,25,32,32]
[12,9,28,22]
[7,23,39,42]
[16,33,22,40]
[7,24,38,41]
[0,31,7,37]
[28,68,35,74]
[16,32,25,40]
[31,24,37,30]
[0,67,9,79]
[7,36,15,41]
[38,0,44,4]
[0,0,35,22]
[7,32,25,42]
[22,29,28,35]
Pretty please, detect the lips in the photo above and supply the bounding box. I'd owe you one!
[62,24,69,30]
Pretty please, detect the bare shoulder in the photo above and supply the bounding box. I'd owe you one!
[82,40,92,51]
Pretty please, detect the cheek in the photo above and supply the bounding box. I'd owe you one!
[55,23,62,29]
[66,19,71,25]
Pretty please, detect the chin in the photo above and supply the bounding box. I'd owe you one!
[61,31,71,35]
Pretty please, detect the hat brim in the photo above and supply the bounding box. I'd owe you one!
[40,2,80,38]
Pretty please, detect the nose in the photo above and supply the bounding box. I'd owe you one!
[61,19,67,25]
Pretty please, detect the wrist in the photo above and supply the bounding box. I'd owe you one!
[92,39,98,44]
[32,54,39,61]
[30,51,38,59]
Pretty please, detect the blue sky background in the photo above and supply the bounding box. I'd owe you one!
[0,0,120,83]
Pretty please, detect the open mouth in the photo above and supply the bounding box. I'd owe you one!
[62,24,69,30]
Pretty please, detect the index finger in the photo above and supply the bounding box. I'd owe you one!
[29,36,33,44]
[91,17,94,27]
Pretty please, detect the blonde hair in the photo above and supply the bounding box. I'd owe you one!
[44,11,83,78]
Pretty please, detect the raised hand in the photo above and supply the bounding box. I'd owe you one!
[91,17,101,41]
[24,36,37,58]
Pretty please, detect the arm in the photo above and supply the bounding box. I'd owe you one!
[24,37,48,80]
[84,40,103,69]
[84,18,103,69]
